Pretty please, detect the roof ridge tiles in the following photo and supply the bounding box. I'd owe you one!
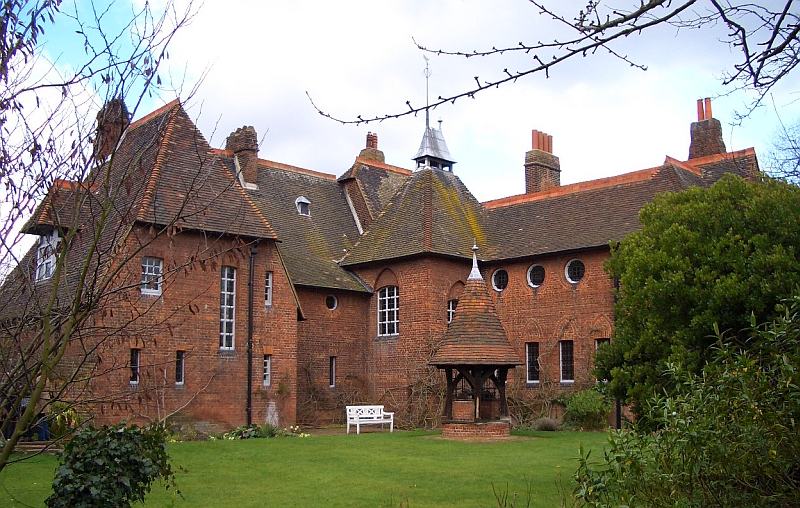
[352,157,412,176]
[483,165,663,209]
[684,147,756,166]
[137,105,179,223]
[257,159,337,180]
[128,99,180,132]
[664,156,702,175]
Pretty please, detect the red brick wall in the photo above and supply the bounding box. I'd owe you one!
[296,287,370,425]
[82,227,298,432]
[352,256,474,426]
[483,248,614,392]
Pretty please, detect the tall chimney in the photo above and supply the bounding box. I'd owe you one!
[226,126,259,185]
[93,99,130,161]
[688,98,726,159]
[358,131,385,163]
[525,130,560,193]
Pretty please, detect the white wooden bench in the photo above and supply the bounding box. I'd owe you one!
[346,405,394,434]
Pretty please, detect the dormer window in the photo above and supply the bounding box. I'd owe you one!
[295,196,310,216]
[36,230,61,282]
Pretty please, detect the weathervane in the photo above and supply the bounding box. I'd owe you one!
[423,54,431,130]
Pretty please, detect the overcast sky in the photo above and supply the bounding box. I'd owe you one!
[68,1,800,201]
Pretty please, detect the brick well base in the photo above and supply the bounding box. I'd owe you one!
[441,421,511,439]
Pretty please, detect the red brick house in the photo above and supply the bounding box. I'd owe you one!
[6,98,757,431]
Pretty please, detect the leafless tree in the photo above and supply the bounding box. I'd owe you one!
[310,0,799,124]
[767,116,800,182]
[0,0,212,473]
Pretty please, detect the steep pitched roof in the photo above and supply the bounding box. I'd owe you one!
[341,168,485,267]
[5,100,279,314]
[241,159,369,292]
[132,103,276,239]
[338,157,411,220]
[430,251,521,367]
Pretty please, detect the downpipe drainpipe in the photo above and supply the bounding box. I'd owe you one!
[247,245,257,426]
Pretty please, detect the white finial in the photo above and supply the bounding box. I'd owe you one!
[468,240,482,280]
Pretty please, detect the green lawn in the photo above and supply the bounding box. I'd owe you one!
[0,429,609,507]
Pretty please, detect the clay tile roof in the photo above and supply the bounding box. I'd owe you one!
[430,253,521,367]
[242,159,368,292]
[133,104,276,240]
[338,158,411,219]
[481,162,703,261]
[342,168,485,266]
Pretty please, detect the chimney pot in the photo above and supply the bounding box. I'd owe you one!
[226,126,259,184]
[525,129,560,193]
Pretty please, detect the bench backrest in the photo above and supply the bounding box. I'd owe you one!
[346,405,384,418]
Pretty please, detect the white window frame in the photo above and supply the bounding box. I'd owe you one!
[329,356,336,388]
[35,230,61,282]
[263,354,272,387]
[526,342,540,384]
[140,256,163,296]
[560,340,575,383]
[565,259,585,284]
[491,269,509,292]
[527,264,545,288]
[130,348,140,385]
[377,286,399,337]
[295,196,310,216]
[175,351,185,385]
[265,271,273,306]
[219,266,236,350]
[447,299,458,324]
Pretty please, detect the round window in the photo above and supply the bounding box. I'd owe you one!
[325,295,338,311]
[565,259,585,284]
[527,264,545,288]
[491,269,509,291]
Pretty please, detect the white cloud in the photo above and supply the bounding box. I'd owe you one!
[136,1,800,200]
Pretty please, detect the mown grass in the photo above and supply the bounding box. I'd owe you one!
[0,429,609,507]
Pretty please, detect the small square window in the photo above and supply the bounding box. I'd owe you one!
[141,257,163,295]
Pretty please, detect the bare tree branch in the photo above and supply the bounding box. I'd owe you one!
[309,0,799,124]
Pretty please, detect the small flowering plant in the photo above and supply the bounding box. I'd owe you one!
[221,423,310,440]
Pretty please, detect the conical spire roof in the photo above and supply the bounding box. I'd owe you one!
[430,246,522,367]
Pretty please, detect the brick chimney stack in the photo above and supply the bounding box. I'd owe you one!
[358,131,385,163]
[93,99,130,161]
[688,98,726,159]
[525,130,561,193]
[226,126,259,185]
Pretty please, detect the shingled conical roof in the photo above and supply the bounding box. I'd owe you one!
[430,247,521,367]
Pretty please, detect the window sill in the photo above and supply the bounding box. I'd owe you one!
[375,334,399,340]
[560,380,575,386]
[526,381,540,387]
[140,290,162,297]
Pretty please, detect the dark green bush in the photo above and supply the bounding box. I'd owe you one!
[573,295,800,507]
[563,389,610,430]
[46,423,178,508]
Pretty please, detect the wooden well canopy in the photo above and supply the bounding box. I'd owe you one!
[429,246,521,421]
